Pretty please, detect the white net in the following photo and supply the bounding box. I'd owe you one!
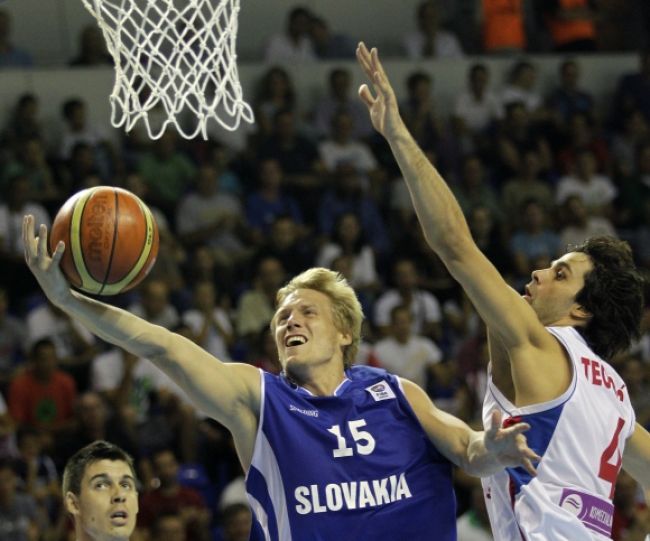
[80,0,254,140]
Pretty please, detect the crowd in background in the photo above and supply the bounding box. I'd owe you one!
[1,1,650,540]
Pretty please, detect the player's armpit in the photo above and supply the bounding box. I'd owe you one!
[623,423,650,496]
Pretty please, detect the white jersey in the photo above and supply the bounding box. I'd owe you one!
[482,326,635,540]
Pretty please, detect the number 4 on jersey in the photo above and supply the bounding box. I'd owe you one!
[328,419,376,458]
[598,417,625,499]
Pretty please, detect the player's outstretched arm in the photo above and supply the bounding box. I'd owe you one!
[401,379,540,476]
[357,43,563,399]
[23,216,260,462]
[623,423,650,498]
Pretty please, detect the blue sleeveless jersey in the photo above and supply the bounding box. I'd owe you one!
[246,365,456,541]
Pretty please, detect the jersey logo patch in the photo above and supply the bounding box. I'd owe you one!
[366,381,396,401]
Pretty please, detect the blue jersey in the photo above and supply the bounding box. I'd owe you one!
[246,365,456,540]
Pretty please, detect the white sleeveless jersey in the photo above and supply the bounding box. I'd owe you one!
[482,326,635,541]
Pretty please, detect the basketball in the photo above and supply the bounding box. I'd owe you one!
[49,186,159,296]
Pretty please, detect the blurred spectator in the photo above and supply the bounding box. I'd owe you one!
[68,24,112,66]
[501,61,543,113]
[60,142,102,191]
[257,109,324,218]
[510,198,561,279]
[2,138,60,204]
[312,68,373,140]
[479,0,526,54]
[0,174,50,262]
[182,281,234,361]
[0,393,17,459]
[264,6,316,64]
[1,94,42,149]
[152,511,187,541]
[456,484,493,540]
[558,195,617,249]
[400,71,443,152]
[0,458,41,540]
[138,448,211,540]
[616,142,650,229]
[137,130,197,219]
[253,215,313,277]
[632,199,650,270]
[374,258,442,342]
[128,280,180,330]
[536,0,597,52]
[468,205,513,276]
[0,287,26,392]
[546,59,595,127]
[373,305,442,389]
[235,257,285,347]
[175,165,250,280]
[402,0,463,59]
[555,111,610,174]
[555,148,617,216]
[501,148,554,218]
[493,102,552,179]
[612,470,646,540]
[248,329,281,374]
[611,49,650,128]
[453,63,501,134]
[214,502,252,541]
[253,67,296,138]
[318,110,384,193]
[26,300,96,391]
[245,159,304,241]
[0,9,32,68]
[611,110,650,178]
[308,14,356,60]
[317,164,391,257]
[58,98,113,178]
[316,212,380,294]
[53,391,137,472]
[8,338,76,435]
[14,427,59,521]
[452,155,502,222]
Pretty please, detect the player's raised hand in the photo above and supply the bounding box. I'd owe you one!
[356,42,403,139]
[484,410,541,476]
[23,215,72,306]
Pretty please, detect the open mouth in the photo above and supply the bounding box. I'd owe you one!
[110,511,128,524]
[285,335,307,347]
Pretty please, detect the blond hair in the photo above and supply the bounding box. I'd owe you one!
[275,268,363,368]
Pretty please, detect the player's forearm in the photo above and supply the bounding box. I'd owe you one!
[385,125,472,256]
[58,290,168,359]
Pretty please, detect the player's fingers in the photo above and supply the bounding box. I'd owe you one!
[37,224,48,259]
[486,409,501,436]
[356,43,373,76]
[51,241,65,267]
[521,457,537,477]
[23,215,36,262]
[358,84,375,108]
[505,422,531,436]
[524,447,542,462]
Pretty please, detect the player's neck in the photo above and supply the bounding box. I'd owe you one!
[287,362,347,397]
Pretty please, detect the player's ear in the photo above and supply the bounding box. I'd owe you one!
[571,303,591,324]
[65,491,81,517]
[339,331,352,346]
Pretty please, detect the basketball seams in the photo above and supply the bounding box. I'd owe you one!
[98,189,121,295]
[100,195,155,295]
[71,188,104,294]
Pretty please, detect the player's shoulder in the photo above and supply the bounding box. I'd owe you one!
[347,365,397,386]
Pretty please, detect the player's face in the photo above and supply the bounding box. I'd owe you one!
[274,289,351,373]
[523,252,593,326]
[67,459,138,541]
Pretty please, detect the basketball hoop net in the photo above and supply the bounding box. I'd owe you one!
[80,0,254,140]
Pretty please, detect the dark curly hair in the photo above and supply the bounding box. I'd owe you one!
[572,237,644,360]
